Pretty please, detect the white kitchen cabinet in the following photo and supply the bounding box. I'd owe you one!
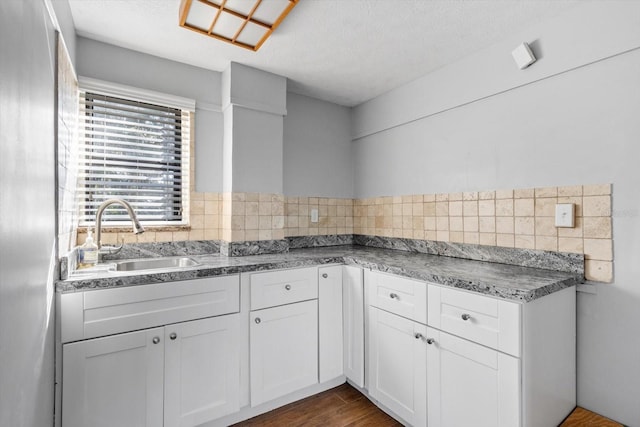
[343,265,365,388]
[426,327,520,427]
[63,314,240,427]
[62,327,165,427]
[164,315,240,426]
[368,306,427,427]
[249,299,318,406]
[318,265,344,382]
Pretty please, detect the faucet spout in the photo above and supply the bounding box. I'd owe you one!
[95,198,145,250]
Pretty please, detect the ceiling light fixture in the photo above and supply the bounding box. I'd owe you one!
[179,0,299,51]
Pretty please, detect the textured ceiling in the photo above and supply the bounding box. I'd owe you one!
[68,0,581,107]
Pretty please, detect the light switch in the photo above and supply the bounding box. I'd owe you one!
[311,208,319,223]
[555,203,575,228]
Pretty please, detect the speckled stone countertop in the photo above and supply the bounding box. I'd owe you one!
[57,245,583,302]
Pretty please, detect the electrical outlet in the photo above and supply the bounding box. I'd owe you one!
[311,208,319,223]
[555,203,575,227]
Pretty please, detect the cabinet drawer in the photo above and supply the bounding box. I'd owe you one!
[428,284,521,357]
[367,270,427,324]
[250,267,318,310]
[60,275,240,343]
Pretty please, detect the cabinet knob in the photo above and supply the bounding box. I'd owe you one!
[255,317,261,324]
[461,313,472,321]
[322,273,328,278]
[285,284,292,291]
[426,338,435,345]
[389,293,399,300]
[152,336,160,344]
[169,332,177,340]
[414,333,423,340]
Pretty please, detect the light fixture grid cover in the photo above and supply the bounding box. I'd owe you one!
[179,0,299,51]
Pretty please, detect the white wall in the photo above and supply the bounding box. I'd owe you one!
[50,0,76,66]
[76,37,225,192]
[0,1,57,425]
[352,2,640,425]
[284,92,353,198]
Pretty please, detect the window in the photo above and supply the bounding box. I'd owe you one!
[78,86,191,227]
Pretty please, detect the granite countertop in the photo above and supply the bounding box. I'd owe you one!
[57,245,583,302]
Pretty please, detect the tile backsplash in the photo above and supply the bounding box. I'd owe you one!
[77,183,613,282]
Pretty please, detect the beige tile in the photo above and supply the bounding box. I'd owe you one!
[558,185,582,197]
[535,236,558,251]
[327,198,338,206]
[401,195,413,203]
[479,217,496,233]
[245,229,260,241]
[450,231,464,243]
[413,230,425,240]
[450,216,463,232]
[426,230,438,240]
[449,201,463,216]
[137,231,156,243]
[449,192,463,201]
[514,188,535,198]
[413,202,424,216]
[495,199,514,217]
[172,231,189,241]
[535,187,557,198]
[463,191,478,201]
[535,198,557,217]
[155,231,173,242]
[257,193,270,202]
[272,202,285,216]
[436,217,449,231]
[464,232,479,244]
[320,205,330,217]
[479,191,495,200]
[232,201,245,215]
[535,217,557,237]
[204,229,220,240]
[272,216,285,229]
[412,217,423,230]
[584,239,613,261]
[424,216,437,231]
[495,189,514,199]
[424,202,436,216]
[337,205,347,217]
[299,204,310,217]
[402,216,412,229]
[557,217,583,238]
[514,198,534,216]
[515,217,535,235]
[191,200,205,215]
[328,205,338,217]
[232,215,245,231]
[204,192,219,201]
[558,237,584,253]
[435,193,449,202]
[436,230,450,242]
[463,200,478,216]
[463,216,478,232]
[585,259,613,282]
[392,216,403,229]
[583,217,612,238]
[191,215,205,229]
[402,203,413,216]
[479,233,496,246]
[392,203,403,216]
[244,202,258,216]
[245,192,260,202]
[583,196,611,217]
[496,233,514,248]
[402,229,413,239]
[258,230,272,240]
[392,196,402,204]
[496,217,514,234]
[189,230,204,241]
[436,201,449,216]
[478,200,495,217]
[514,235,535,249]
[259,216,272,230]
[392,228,402,238]
[309,197,319,205]
[423,194,436,202]
[412,195,423,203]
[583,183,611,196]
[557,197,582,217]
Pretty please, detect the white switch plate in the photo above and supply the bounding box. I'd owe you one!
[555,203,575,227]
[311,208,319,223]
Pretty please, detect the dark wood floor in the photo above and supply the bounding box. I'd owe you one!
[233,383,623,427]
[232,383,401,427]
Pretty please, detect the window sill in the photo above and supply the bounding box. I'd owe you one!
[78,225,191,233]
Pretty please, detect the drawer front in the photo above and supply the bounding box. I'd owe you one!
[60,275,240,343]
[250,267,318,310]
[367,270,427,324]
[428,285,521,357]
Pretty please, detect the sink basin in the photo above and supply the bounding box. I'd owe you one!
[114,257,200,272]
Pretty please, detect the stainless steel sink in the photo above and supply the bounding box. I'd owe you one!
[114,257,200,272]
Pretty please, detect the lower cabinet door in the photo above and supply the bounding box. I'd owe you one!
[368,307,427,427]
[164,314,240,427]
[62,327,165,427]
[250,299,319,406]
[426,327,521,427]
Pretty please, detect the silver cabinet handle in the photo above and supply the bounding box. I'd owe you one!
[169,332,177,340]
[426,338,435,345]
[389,293,399,299]
[322,273,328,278]
[152,336,160,344]
[414,333,423,340]
[461,313,472,321]
[255,317,261,324]
[285,284,292,290]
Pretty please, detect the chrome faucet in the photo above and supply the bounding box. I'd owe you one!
[95,198,145,255]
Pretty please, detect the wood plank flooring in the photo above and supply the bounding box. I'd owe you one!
[233,383,624,427]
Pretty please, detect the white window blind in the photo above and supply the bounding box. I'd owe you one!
[78,91,190,226]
